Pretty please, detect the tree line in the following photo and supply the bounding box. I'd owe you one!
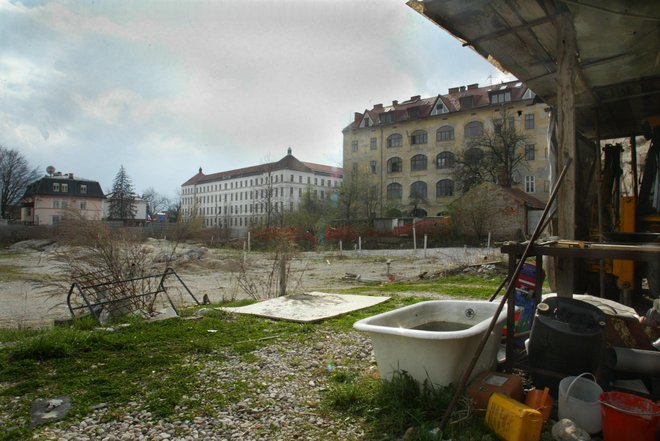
[0,145,176,222]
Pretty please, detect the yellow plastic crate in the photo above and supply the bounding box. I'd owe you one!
[485,392,543,441]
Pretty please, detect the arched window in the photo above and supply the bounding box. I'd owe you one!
[410,154,428,171]
[387,183,402,200]
[387,157,403,173]
[464,147,485,166]
[387,133,403,148]
[436,179,454,197]
[436,151,455,169]
[410,130,428,145]
[410,181,427,199]
[436,126,454,142]
[464,121,484,138]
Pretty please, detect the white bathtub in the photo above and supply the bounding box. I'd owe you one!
[354,300,506,387]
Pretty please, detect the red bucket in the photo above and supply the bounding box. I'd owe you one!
[600,392,660,441]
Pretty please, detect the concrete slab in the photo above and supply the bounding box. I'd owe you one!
[218,292,390,323]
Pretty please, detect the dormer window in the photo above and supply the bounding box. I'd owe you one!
[381,112,395,124]
[53,183,60,192]
[432,101,448,115]
[523,89,536,100]
[360,116,372,128]
[490,90,511,104]
[459,96,474,109]
[408,107,420,119]
[80,184,87,194]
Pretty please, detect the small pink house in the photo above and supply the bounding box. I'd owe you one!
[20,173,106,225]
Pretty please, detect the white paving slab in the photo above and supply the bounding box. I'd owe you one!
[219,292,390,323]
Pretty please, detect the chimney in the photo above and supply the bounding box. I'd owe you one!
[460,86,466,92]
[374,103,383,110]
[410,95,421,101]
[448,87,460,94]
[354,112,362,122]
[68,173,74,179]
[392,100,398,106]
[467,83,479,90]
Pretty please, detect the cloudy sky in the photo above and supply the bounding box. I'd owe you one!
[1,0,513,199]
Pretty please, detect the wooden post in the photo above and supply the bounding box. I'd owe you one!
[555,15,578,297]
[339,240,343,256]
[424,234,428,257]
[247,231,251,253]
[413,227,417,250]
[279,253,287,297]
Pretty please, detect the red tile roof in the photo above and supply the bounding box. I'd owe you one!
[182,154,343,186]
[344,80,534,131]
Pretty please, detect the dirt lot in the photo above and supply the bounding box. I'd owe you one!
[0,239,501,328]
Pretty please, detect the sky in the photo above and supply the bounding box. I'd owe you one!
[1,0,514,199]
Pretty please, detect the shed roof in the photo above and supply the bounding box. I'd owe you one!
[407,0,660,139]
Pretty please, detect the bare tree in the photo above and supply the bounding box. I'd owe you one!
[255,164,277,228]
[142,187,170,217]
[0,145,39,219]
[454,108,530,192]
[338,169,380,224]
[449,184,497,243]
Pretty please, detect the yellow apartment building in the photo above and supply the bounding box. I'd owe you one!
[342,81,550,217]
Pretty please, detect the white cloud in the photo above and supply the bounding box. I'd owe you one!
[0,0,512,198]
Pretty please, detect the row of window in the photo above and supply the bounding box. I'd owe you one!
[201,212,292,228]
[186,200,292,218]
[364,145,537,175]
[51,200,87,209]
[52,183,87,194]
[184,175,338,195]
[184,187,334,207]
[351,115,536,152]
[386,175,538,200]
[386,180,455,200]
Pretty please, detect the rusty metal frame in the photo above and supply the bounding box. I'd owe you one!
[66,267,200,320]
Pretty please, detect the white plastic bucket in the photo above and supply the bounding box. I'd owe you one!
[558,372,603,434]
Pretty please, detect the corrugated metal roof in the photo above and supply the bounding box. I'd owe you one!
[407,0,660,139]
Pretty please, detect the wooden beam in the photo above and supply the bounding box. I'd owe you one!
[462,14,561,47]
[555,14,578,297]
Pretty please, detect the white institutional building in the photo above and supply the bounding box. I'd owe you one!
[180,148,343,236]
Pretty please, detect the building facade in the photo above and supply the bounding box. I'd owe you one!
[342,81,550,217]
[20,173,106,225]
[180,149,342,236]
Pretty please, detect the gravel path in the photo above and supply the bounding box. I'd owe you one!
[32,330,375,441]
[0,241,499,329]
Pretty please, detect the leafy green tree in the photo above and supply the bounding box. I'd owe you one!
[108,165,136,220]
[0,145,39,219]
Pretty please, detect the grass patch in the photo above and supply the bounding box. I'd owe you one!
[0,264,30,282]
[337,274,506,300]
[0,309,309,436]
[324,370,488,441]
[0,283,532,439]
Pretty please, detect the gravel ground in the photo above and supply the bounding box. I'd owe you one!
[32,330,375,441]
[0,241,504,440]
[0,240,499,328]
